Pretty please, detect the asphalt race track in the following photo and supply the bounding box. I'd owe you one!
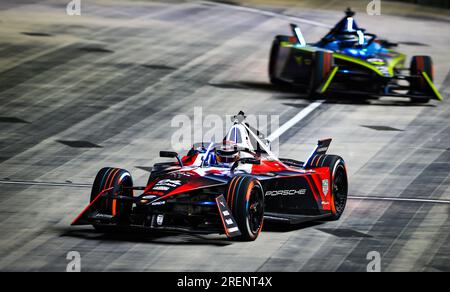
[0,0,449,272]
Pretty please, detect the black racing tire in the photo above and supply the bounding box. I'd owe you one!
[269,36,290,88]
[310,155,348,220]
[409,55,433,103]
[227,176,265,241]
[308,50,334,98]
[90,167,134,231]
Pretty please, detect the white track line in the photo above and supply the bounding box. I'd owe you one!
[267,101,324,141]
[202,1,328,141]
[348,196,450,205]
[201,1,332,28]
[2,179,450,205]
[0,180,90,188]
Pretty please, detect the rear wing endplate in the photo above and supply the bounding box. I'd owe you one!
[422,72,444,101]
[304,138,332,168]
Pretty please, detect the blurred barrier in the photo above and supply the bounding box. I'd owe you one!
[385,0,450,8]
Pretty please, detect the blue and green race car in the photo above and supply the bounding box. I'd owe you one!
[269,9,443,103]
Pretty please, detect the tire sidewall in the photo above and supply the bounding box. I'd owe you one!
[230,176,264,241]
[269,37,282,84]
[329,157,347,220]
[410,55,433,93]
[90,167,133,221]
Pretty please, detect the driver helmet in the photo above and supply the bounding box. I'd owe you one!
[336,34,359,42]
[216,143,240,165]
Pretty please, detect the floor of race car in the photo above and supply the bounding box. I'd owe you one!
[0,0,449,271]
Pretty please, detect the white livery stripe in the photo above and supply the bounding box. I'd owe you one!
[225,219,234,225]
[228,227,239,233]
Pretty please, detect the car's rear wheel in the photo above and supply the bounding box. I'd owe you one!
[90,167,134,231]
[310,155,348,220]
[227,176,264,241]
[269,36,290,88]
[410,55,433,103]
[309,50,334,98]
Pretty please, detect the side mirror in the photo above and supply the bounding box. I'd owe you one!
[160,151,183,167]
[231,158,261,172]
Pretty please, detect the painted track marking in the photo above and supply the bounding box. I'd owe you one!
[0,180,90,188]
[2,180,450,205]
[201,1,332,28]
[348,196,450,205]
[267,101,324,141]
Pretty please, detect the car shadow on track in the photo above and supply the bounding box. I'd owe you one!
[322,95,437,107]
[263,221,325,232]
[209,80,437,107]
[59,228,233,247]
[209,81,304,98]
[58,221,325,246]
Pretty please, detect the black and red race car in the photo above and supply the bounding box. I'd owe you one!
[72,112,348,241]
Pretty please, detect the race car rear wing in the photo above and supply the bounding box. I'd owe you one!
[304,138,332,168]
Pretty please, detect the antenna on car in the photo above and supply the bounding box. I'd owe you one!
[232,111,246,124]
[345,7,355,17]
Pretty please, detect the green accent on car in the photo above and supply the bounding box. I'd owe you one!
[333,54,385,76]
[422,72,444,101]
[387,54,406,76]
[280,41,294,47]
[370,60,385,66]
[319,66,339,94]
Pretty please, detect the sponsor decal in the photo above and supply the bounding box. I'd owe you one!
[322,179,329,196]
[216,195,241,237]
[157,214,164,226]
[93,213,112,219]
[316,146,328,153]
[376,66,390,76]
[152,186,170,191]
[228,227,239,233]
[147,191,165,196]
[142,195,157,200]
[151,201,166,206]
[155,179,182,188]
[367,58,385,65]
[265,189,306,197]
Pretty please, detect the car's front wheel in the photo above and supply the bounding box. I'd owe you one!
[227,176,265,241]
[90,167,134,231]
[409,55,433,103]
